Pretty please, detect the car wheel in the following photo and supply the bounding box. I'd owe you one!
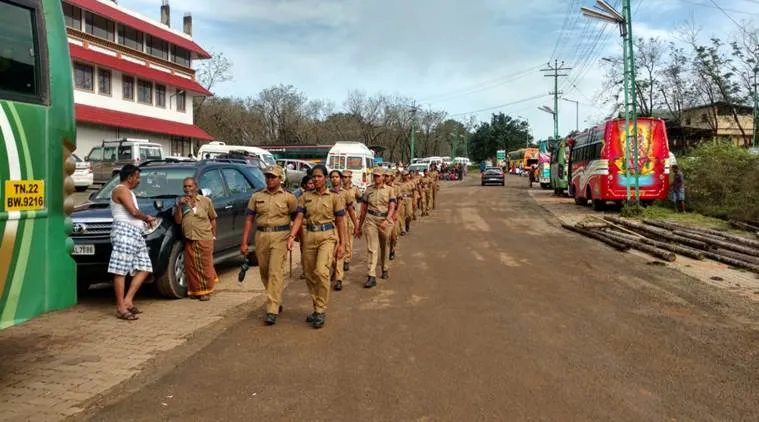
[155,240,187,299]
[573,186,586,205]
[75,186,88,192]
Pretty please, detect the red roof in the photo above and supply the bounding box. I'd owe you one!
[75,104,214,141]
[65,0,211,59]
[69,44,212,96]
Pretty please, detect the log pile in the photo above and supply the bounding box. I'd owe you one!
[561,216,759,273]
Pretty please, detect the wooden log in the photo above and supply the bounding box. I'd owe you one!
[672,230,759,257]
[729,220,759,234]
[598,231,676,262]
[701,251,759,274]
[644,219,759,249]
[562,224,630,251]
[712,248,759,265]
[603,216,710,250]
[607,230,705,260]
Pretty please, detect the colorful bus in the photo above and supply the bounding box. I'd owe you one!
[568,118,670,210]
[537,140,551,189]
[0,0,77,328]
[507,148,539,174]
[550,137,570,195]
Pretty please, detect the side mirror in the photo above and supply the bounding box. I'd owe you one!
[153,200,164,211]
[201,188,211,197]
[88,191,97,201]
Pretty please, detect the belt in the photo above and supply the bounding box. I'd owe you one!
[306,223,335,232]
[257,224,290,232]
[367,209,388,218]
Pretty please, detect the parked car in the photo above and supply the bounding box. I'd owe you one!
[407,162,431,176]
[70,159,266,298]
[481,167,505,186]
[71,154,94,191]
[85,139,164,185]
[277,159,313,187]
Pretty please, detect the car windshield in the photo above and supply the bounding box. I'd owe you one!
[485,168,503,174]
[408,164,427,172]
[72,154,82,162]
[95,168,195,200]
[261,155,276,167]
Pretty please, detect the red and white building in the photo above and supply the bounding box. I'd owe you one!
[62,0,214,158]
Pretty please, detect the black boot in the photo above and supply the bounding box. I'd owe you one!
[334,280,343,291]
[364,276,377,288]
[343,262,349,272]
[381,270,389,279]
[389,250,396,260]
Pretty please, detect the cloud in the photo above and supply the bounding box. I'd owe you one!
[118,0,759,140]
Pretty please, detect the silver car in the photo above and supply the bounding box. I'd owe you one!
[277,159,313,187]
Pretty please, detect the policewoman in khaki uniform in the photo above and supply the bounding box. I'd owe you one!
[429,165,439,209]
[241,166,296,325]
[287,165,346,329]
[329,169,358,291]
[384,171,402,260]
[355,167,396,288]
[401,171,415,233]
[341,169,361,272]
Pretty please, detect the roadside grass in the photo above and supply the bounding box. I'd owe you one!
[633,201,731,229]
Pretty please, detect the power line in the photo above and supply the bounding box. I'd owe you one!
[707,0,748,28]
[416,64,543,102]
[447,94,550,117]
[422,65,541,104]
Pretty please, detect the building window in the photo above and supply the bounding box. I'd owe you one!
[146,35,168,60]
[73,62,94,91]
[137,79,152,104]
[685,117,692,126]
[63,3,82,30]
[155,84,166,108]
[122,75,134,100]
[700,113,708,123]
[117,24,144,52]
[171,45,191,67]
[98,68,111,95]
[176,91,186,112]
[84,12,115,41]
[0,1,40,98]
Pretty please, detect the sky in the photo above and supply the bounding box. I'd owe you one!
[121,0,759,140]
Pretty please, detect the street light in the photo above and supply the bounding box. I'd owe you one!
[561,98,579,132]
[581,0,639,204]
[518,115,533,148]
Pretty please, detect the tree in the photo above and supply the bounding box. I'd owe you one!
[193,51,233,115]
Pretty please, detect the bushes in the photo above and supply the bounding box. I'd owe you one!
[678,142,759,223]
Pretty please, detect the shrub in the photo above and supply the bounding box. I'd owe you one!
[678,142,759,223]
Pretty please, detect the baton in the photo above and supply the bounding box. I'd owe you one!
[289,248,293,279]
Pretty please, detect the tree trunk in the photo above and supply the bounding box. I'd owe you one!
[562,224,630,251]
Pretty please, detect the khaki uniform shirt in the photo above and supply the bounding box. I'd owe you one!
[361,184,395,215]
[181,195,217,241]
[297,189,345,226]
[247,188,297,227]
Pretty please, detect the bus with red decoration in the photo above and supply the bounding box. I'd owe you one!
[568,118,671,210]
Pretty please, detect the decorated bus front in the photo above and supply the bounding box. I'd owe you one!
[0,0,77,329]
[604,118,670,201]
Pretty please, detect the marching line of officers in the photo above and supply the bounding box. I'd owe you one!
[240,164,441,329]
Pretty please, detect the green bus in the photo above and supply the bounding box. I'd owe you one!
[260,145,331,163]
[0,0,77,328]
[550,138,570,195]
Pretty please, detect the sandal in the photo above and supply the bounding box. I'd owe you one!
[128,306,143,315]
[116,310,138,321]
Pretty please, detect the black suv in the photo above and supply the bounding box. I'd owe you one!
[71,159,265,298]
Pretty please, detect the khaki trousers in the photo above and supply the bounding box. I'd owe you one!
[255,231,289,314]
[423,189,432,213]
[403,196,413,225]
[364,215,391,277]
[432,184,437,209]
[333,219,351,282]
[345,218,355,264]
[302,229,337,313]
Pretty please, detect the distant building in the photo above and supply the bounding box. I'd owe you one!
[62,0,213,158]
[668,102,753,150]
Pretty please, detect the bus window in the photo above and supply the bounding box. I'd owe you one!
[347,156,363,170]
[0,1,39,98]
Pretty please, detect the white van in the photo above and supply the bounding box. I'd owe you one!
[326,142,375,190]
[197,141,277,168]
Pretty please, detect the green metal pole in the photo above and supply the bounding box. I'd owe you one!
[753,68,758,148]
[623,0,640,204]
[553,60,560,142]
[621,31,632,204]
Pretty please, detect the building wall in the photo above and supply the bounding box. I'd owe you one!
[680,108,753,136]
[75,123,172,157]
[69,42,196,125]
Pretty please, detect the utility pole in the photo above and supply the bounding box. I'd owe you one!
[562,97,579,132]
[449,130,459,159]
[541,60,572,142]
[409,106,418,162]
[581,0,639,204]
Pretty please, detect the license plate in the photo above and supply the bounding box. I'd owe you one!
[4,180,45,212]
[72,244,95,256]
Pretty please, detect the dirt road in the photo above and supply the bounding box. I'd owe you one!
[83,177,759,421]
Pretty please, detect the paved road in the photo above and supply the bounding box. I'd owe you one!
[84,177,759,421]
